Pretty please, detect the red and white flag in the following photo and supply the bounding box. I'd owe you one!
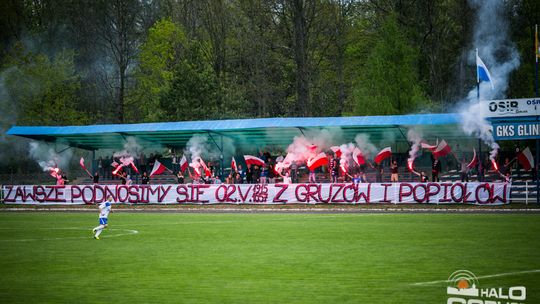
[79,157,87,170]
[467,149,478,169]
[307,152,328,171]
[150,160,170,177]
[244,155,265,167]
[180,154,188,173]
[374,147,392,164]
[352,147,366,165]
[231,157,237,172]
[198,158,212,177]
[421,141,437,151]
[330,146,342,158]
[111,161,119,168]
[433,140,452,157]
[517,147,534,171]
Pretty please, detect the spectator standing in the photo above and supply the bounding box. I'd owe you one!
[390,160,399,182]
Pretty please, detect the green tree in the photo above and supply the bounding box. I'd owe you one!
[347,13,429,115]
[3,43,87,125]
[127,18,188,122]
[159,42,220,121]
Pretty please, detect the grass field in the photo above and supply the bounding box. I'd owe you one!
[0,212,539,303]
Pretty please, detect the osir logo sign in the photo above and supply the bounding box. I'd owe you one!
[482,98,540,118]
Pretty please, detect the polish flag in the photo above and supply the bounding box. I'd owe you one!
[421,141,437,151]
[374,147,392,164]
[330,146,342,158]
[79,157,87,170]
[433,140,452,158]
[307,152,328,171]
[467,149,478,169]
[180,155,188,173]
[352,147,366,165]
[111,161,119,168]
[517,147,534,171]
[231,157,237,172]
[244,155,265,167]
[199,158,212,177]
[150,160,170,177]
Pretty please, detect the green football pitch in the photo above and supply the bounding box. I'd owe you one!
[0,212,538,303]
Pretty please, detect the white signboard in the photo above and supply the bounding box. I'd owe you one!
[482,98,540,118]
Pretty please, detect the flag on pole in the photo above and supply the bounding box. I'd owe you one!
[352,147,366,165]
[180,154,188,173]
[433,140,452,158]
[374,147,392,164]
[150,160,170,176]
[330,146,342,158]
[517,147,534,171]
[307,152,328,171]
[421,141,437,151]
[243,155,265,167]
[231,157,237,172]
[476,51,494,89]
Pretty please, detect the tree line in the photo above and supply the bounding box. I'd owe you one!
[0,0,539,128]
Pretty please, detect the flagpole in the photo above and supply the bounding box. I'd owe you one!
[476,48,483,180]
[476,48,480,100]
[534,24,540,97]
[534,24,540,204]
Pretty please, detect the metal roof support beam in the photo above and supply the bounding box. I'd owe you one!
[397,127,412,149]
[207,131,224,153]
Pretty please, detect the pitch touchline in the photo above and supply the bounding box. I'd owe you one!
[411,269,540,286]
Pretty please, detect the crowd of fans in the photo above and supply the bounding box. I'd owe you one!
[82,146,531,186]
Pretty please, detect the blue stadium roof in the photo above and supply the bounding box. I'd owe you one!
[7,113,467,150]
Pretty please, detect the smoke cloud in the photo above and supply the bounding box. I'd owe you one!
[29,141,73,172]
[458,0,518,160]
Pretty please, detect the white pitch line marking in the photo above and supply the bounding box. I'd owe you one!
[411,269,540,286]
[0,227,138,242]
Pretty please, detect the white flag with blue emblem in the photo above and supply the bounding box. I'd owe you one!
[476,53,494,89]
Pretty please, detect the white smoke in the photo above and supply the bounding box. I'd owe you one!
[29,141,73,172]
[113,137,141,166]
[186,134,235,171]
[459,0,518,160]
[407,129,423,164]
[279,128,343,167]
[354,134,377,158]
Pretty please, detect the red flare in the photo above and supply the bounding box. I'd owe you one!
[50,167,60,178]
[130,162,140,174]
[112,164,124,175]
[407,159,414,172]
[491,159,499,171]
